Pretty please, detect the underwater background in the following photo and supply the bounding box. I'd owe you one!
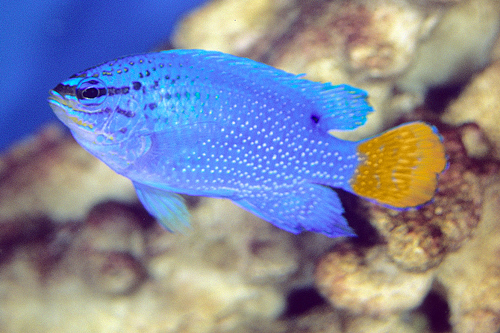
[2,0,500,332]
[0,0,207,152]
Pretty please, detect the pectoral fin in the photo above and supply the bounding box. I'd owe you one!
[133,182,191,232]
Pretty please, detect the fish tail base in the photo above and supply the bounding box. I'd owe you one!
[349,122,446,208]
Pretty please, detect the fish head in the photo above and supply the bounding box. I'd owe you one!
[48,68,147,147]
[48,63,154,171]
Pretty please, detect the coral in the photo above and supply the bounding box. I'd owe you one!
[315,242,435,316]
[173,0,295,55]
[174,0,500,140]
[344,314,425,333]
[396,0,500,96]
[435,180,500,332]
[0,198,291,332]
[315,125,500,332]
[443,59,500,159]
[70,202,149,295]
[459,124,491,159]
[8,127,488,332]
[0,128,338,332]
[0,125,136,226]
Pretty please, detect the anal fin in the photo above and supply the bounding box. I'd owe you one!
[234,183,355,238]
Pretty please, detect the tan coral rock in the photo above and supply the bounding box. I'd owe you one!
[0,128,343,332]
[268,0,439,81]
[278,306,343,333]
[67,203,149,295]
[145,198,308,286]
[315,242,435,317]
[0,124,136,226]
[0,199,289,333]
[82,250,147,295]
[460,124,491,159]
[174,0,295,55]
[314,124,500,331]
[344,314,424,333]
[77,201,148,256]
[436,180,500,333]
[443,59,500,159]
[174,0,500,140]
[396,0,500,97]
[491,24,500,60]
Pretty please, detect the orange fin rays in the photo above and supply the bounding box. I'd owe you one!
[349,122,446,208]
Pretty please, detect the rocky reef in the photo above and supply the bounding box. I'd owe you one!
[2,0,500,332]
[0,126,337,332]
[315,125,500,332]
[175,0,500,140]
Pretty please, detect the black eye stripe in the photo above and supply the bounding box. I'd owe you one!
[53,83,75,95]
[79,87,106,99]
[107,86,131,96]
[77,87,107,100]
[82,87,98,99]
[76,77,108,107]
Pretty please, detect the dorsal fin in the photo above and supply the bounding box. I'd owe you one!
[160,49,373,131]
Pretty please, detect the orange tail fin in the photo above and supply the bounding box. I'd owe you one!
[349,122,446,208]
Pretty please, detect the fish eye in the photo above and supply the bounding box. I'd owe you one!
[76,78,108,106]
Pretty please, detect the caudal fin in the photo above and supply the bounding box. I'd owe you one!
[349,122,446,208]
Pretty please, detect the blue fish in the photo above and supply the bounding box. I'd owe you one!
[48,49,446,237]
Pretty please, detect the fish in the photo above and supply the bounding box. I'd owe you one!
[48,49,446,238]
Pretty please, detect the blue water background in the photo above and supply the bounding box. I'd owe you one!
[0,0,207,152]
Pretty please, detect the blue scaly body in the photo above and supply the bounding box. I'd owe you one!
[49,49,446,237]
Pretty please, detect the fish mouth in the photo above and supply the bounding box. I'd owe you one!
[48,90,73,125]
[48,89,95,129]
[48,89,101,143]
[47,89,64,108]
